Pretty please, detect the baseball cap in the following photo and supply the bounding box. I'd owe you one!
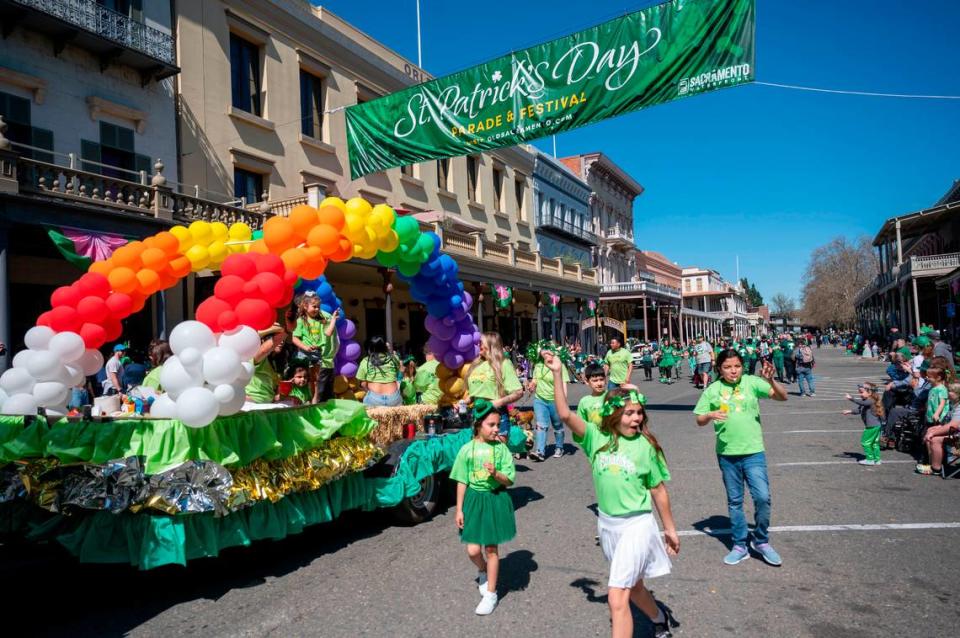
[113,343,126,352]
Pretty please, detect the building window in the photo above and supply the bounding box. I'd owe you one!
[0,91,53,163]
[466,155,480,202]
[97,0,142,19]
[80,122,149,179]
[400,163,420,179]
[492,165,504,212]
[696,279,703,292]
[230,33,262,116]
[437,158,450,191]
[234,167,264,204]
[684,280,691,292]
[515,177,526,220]
[299,69,324,139]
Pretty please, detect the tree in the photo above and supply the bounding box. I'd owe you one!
[739,277,764,307]
[800,236,878,329]
[770,293,796,329]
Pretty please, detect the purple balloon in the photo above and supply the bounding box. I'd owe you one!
[453,332,474,352]
[443,351,465,370]
[452,308,468,321]
[442,316,456,326]
[427,335,451,357]
[425,315,456,340]
[463,291,473,308]
[338,361,358,378]
[340,320,357,340]
[342,341,362,361]
[472,330,482,345]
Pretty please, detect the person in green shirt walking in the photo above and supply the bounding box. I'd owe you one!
[451,399,516,616]
[602,336,633,391]
[543,351,679,638]
[657,344,676,384]
[414,344,442,405]
[527,344,571,461]
[291,291,340,404]
[465,332,524,437]
[694,349,788,567]
[577,361,608,426]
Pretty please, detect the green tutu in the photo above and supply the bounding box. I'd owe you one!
[460,487,516,546]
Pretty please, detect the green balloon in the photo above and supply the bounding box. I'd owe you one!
[397,260,420,277]
[252,229,264,240]
[413,233,433,259]
[395,216,419,243]
[376,249,399,268]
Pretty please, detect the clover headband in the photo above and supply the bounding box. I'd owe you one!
[599,390,647,417]
[472,398,497,421]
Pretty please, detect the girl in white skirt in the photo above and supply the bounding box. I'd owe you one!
[543,352,679,638]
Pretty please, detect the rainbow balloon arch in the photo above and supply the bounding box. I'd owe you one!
[0,197,479,426]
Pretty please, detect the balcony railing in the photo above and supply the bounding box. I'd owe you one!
[600,280,681,299]
[11,0,176,64]
[901,252,960,278]
[535,213,598,245]
[604,227,635,246]
[3,144,266,228]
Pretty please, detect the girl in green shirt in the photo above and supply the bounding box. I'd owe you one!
[465,332,524,436]
[357,336,402,407]
[451,399,516,616]
[291,292,340,403]
[543,352,679,638]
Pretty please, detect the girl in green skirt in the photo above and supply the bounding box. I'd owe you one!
[451,399,517,616]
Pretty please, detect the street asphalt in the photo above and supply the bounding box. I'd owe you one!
[6,347,958,637]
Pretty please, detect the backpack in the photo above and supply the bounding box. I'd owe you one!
[798,345,814,365]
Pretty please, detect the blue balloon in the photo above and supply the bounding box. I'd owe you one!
[317,282,333,299]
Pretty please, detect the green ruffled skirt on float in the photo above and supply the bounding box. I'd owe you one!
[460,487,516,546]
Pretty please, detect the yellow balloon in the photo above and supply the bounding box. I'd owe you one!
[210,222,229,242]
[372,204,396,229]
[345,197,372,220]
[170,225,194,252]
[379,230,400,253]
[185,244,210,271]
[188,220,212,245]
[208,240,229,266]
[344,211,365,239]
[228,222,253,241]
[437,364,455,381]
[356,243,378,260]
[320,196,347,214]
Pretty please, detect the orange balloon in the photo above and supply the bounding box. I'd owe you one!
[249,238,270,254]
[168,256,192,278]
[306,224,340,255]
[317,205,346,231]
[136,268,160,295]
[262,216,298,253]
[329,237,354,262]
[111,244,143,269]
[142,236,158,250]
[129,292,147,313]
[289,205,319,239]
[140,247,168,271]
[155,270,178,290]
[281,247,308,274]
[108,267,138,294]
[88,260,112,276]
[153,231,181,256]
[303,245,324,261]
[300,255,328,280]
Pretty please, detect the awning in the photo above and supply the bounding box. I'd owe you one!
[872,200,960,246]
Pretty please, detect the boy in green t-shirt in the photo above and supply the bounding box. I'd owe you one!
[576,362,608,427]
[603,337,632,390]
[279,365,312,406]
[414,345,442,404]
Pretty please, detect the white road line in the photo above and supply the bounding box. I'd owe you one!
[671,460,916,470]
[780,429,863,433]
[677,522,960,537]
[760,411,855,415]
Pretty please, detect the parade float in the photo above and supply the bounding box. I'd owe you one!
[0,197,526,569]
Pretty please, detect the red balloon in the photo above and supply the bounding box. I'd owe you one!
[195,297,232,332]
[251,272,286,306]
[51,285,83,308]
[220,253,257,280]
[105,292,133,318]
[76,296,110,324]
[36,311,54,328]
[252,253,285,277]
[102,318,123,341]
[128,292,147,314]
[48,306,81,333]
[214,275,246,306]
[278,286,295,308]
[79,322,107,349]
[243,281,258,295]
[235,298,274,330]
[218,310,240,332]
[282,269,299,287]
[77,272,111,299]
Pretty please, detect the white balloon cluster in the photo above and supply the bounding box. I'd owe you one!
[148,321,259,427]
[0,327,103,417]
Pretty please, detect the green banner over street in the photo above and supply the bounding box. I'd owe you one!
[346,0,755,179]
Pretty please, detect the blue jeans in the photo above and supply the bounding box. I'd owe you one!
[498,409,511,437]
[363,388,402,407]
[796,367,815,395]
[718,452,771,545]
[533,397,564,455]
[607,380,621,391]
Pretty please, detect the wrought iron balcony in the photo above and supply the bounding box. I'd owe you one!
[600,279,681,299]
[900,252,960,279]
[603,226,635,249]
[535,212,598,245]
[1,0,179,81]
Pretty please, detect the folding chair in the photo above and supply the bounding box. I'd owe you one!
[942,434,960,479]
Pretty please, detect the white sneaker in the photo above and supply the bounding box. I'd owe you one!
[857,459,873,466]
[477,570,488,596]
[553,447,564,458]
[475,590,498,615]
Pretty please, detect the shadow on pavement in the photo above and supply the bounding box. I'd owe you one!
[692,515,734,550]
[499,549,537,602]
[571,576,607,603]
[645,403,696,412]
[570,578,680,637]
[510,485,545,510]
[4,509,394,637]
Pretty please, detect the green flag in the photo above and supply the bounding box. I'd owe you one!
[346,0,755,178]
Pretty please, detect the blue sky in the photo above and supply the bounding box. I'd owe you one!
[316,0,959,302]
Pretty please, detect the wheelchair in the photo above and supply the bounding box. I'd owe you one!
[892,411,925,454]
